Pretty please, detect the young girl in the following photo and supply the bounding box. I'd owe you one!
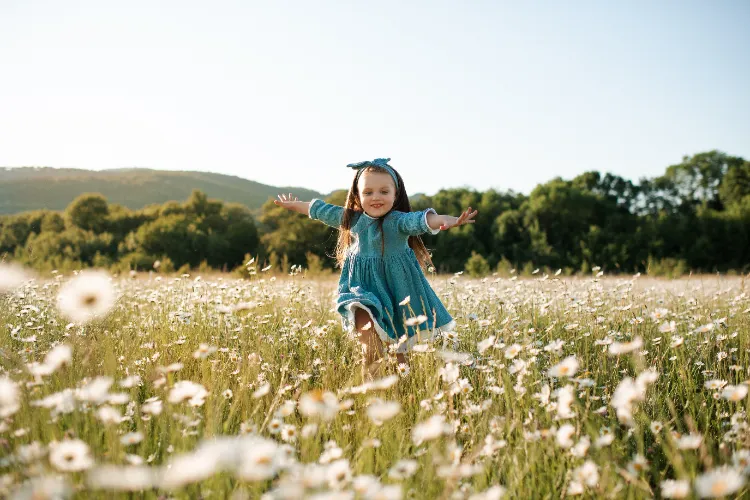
[274,158,477,376]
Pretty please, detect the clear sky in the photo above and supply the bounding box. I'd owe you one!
[1,0,748,196]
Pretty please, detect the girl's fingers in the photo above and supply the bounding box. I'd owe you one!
[276,193,298,205]
[451,208,478,227]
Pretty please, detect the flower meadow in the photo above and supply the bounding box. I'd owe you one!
[1,262,750,499]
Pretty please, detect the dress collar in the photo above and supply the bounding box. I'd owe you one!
[359,210,393,221]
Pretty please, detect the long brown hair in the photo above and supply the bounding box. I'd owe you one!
[333,165,434,270]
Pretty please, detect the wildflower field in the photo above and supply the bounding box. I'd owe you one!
[1,265,750,499]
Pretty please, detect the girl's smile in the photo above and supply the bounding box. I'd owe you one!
[357,171,396,217]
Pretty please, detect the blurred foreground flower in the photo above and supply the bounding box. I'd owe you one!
[26,344,73,379]
[0,262,32,293]
[168,381,208,406]
[10,476,71,500]
[548,355,579,378]
[299,390,342,421]
[412,415,452,445]
[660,479,690,498]
[0,376,20,418]
[49,439,94,472]
[56,270,116,323]
[366,401,401,425]
[694,467,745,498]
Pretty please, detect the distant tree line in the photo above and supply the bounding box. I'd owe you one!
[1,150,748,276]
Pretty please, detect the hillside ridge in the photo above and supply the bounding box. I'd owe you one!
[0,166,327,214]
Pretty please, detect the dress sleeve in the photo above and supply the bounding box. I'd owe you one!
[308,198,345,228]
[393,208,441,236]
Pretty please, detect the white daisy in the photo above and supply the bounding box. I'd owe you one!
[141,400,163,415]
[548,356,580,378]
[49,439,94,472]
[280,424,297,443]
[388,459,418,480]
[572,460,599,487]
[235,438,283,481]
[326,459,352,489]
[660,479,690,498]
[504,344,522,359]
[0,376,20,418]
[95,406,123,425]
[0,262,31,293]
[366,401,401,425]
[694,467,745,498]
[412,415,451,445]
[76,376,113,404]
[193,343,218,359]
[477,336,496,354]
[722,385,748,402]
[168,381,208,406]
[120,432,144,446]
[556,424,576,448]
[299,390,340,421]
[608,337,643,355]
[56,270,116,323]
[87,465,157,491]
[253,382,271,398]
[675,433,702,450]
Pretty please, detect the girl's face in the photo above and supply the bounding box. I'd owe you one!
[357,170,397,218]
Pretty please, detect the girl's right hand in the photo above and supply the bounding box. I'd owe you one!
[273,193,300,211]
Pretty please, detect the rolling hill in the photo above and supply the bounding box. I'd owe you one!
[0,167,326,215]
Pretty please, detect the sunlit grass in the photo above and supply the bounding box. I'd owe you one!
[0,270,749,498]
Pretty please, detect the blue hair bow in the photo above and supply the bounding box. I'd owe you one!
[346,158,399,189]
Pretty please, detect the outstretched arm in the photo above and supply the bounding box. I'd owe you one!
[426,206,478,231]
[275,193,346,228]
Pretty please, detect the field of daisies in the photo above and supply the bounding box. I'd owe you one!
[1,262,750,499]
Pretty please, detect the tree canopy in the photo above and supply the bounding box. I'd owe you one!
[1,151,748,276]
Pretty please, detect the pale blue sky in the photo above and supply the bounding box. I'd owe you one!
[1,0,748,195]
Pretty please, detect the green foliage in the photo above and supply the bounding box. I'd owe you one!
[646,256,689,278]
[657,150,742,210]
[233,253,259,279]
[0,190,261,274]
[304,251,327,277]
[40,212,65,233]
[465,251,490,277]
[118,251,159,272]
[0,210,47,254]
[21,227,115,271]
[65,193,110,232]
[1,151,749,275]
[156,256,175,273]
[494,256,515,277]
[258,191,344,271]
[135,214,206,267]
[719,159,750,209]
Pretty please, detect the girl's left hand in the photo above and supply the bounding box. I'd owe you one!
[440,207,478,230]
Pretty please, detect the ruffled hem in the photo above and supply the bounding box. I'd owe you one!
[344,302,456,354]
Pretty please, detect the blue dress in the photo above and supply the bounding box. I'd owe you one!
[308,198,456,353]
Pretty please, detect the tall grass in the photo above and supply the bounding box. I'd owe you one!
[0,271,748,498]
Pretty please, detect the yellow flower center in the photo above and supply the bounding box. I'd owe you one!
[711,480,727,495]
